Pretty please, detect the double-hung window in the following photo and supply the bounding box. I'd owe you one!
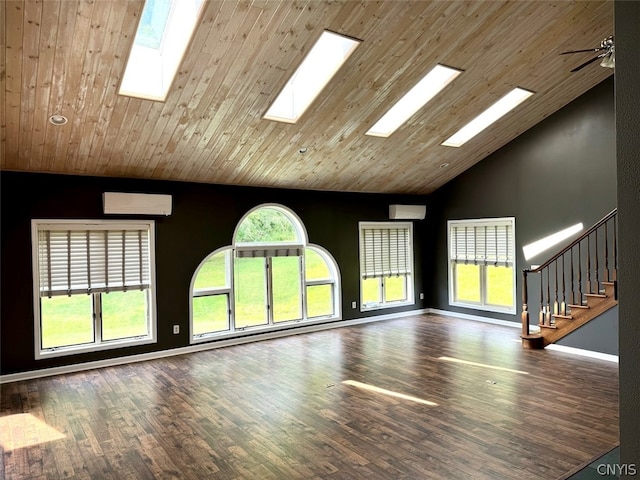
[32,220,157,358]
[448,217,516,313]
[359,222,414,310]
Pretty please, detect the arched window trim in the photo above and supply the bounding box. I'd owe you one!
[190,206,341,344]
[189,247,232,339]
[305,244,342,319]
[190,247,231,297]
[232,203,308,247]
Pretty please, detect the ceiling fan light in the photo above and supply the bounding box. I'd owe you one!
[600,51,615,69]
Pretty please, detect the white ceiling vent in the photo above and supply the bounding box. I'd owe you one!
[103,192,172,216]
[389,204,426,220]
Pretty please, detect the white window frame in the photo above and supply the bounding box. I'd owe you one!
[359,221,415,311]
[31,219,157,359]
[191,248,233,336]
[304,245,340,319]
[447,217,516,314]
[190,205,341,344]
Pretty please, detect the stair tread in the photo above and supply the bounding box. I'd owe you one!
[553,314,572,319]
[601,281,615,285]
[568,304,589,309]
[539,324,558,329]
[585,293,607,298]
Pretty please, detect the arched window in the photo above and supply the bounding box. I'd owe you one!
[190,205,341,342]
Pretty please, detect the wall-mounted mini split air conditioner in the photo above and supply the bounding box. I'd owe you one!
[103,192,172,216]
[389,204,426,220]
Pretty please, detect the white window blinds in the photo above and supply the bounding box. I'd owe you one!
[37,225,151,297]
[360,224,411,279]
[449,220,514,266]
[235,245,303,258]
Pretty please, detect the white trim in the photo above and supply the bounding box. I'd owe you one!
[189,212,342,342]
[447,216,517,314]
[1,308,428,384]
[359,221,415,310]
[427,308,523,329]
[3,307,617,383]
[232,203,308,245]
[545,344,619,363]
[31,219,158,360]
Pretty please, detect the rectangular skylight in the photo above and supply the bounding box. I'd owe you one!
[119,0,205,101]
[263,30,361,123]
[366,64,462,137]
[442,87,534,147]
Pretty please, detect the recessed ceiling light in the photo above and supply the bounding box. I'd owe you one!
[441,87,534,147]
[298,147,308,154]
[366,64,463,138]
[264,30,361,124]
[48,115,68,126]
[439,162,449,168]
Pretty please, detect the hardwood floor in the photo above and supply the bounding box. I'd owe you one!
[1,314,619,479]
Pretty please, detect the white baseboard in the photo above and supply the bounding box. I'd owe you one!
[428,308,618,363]
[546,344,619,363]
[427,308,523,329]
[2,307,617,383]
[0,308,428,384]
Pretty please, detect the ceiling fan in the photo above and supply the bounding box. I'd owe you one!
[560,35,615,72]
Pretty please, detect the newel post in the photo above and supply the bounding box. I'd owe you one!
[521,269,530,336]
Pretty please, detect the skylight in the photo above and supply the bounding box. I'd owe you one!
[366,64,462,138]
[263,31,361,124]
[119,0,205,101]
[442,87,534,147]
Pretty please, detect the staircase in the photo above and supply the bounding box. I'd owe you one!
[521,209,618,349]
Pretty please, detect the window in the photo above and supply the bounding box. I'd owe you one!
[32,220,156,358]
[441,88,534,147]
[365,64,462,137]
[119,0,206,101]
[190,205,341,342]
[359,222,414,311]
[263,30,361,123]
[192,249,231,335]
[448,218,516,313]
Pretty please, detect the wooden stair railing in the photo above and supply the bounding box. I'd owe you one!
[521,209,618,349]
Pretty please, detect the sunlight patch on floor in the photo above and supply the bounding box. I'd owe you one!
[0,413,66,450]
[437,356,529,374]
[342,380,438,406]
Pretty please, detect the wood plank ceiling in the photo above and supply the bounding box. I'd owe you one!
[2,0,613,194]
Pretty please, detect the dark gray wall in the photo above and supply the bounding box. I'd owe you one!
[0,172,429,375]
[427,76,617,354]
[615,0,640,471]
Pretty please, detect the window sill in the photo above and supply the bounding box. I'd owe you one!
[361,300,414,312]
[449,301,516,315]
[190,316,341,344]
[36,336,156,360]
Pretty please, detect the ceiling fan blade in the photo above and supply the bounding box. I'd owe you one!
[560,47,602,55]
[570,53,606,72]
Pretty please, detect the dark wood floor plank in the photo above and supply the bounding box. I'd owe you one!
[1,313,619,479]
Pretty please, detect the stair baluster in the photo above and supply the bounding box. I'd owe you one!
[521,209,618,349]
[613,215,617,280]
[604,220,610,282]
[578,242,583,302]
